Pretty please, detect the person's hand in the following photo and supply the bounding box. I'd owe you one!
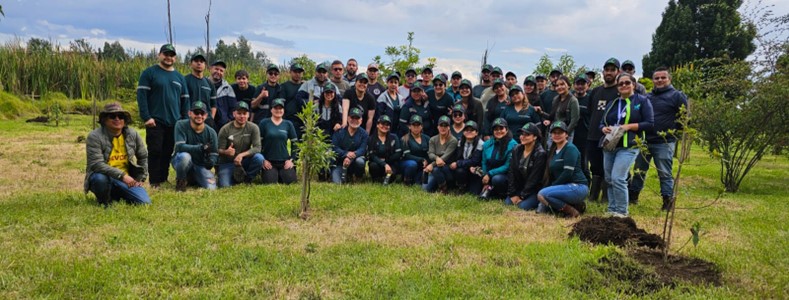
[481,175,490,185]
[602,126,613,134]
[233,155,243,166]
[622,124,636,131]
[259,88,269,99]
[534,106,542,113]
[333,124,342,131]
[284,159,294,169]
[263,160,273,170]
[449,162,457,170]
[384,164,392,174]
[122,175,138,187]
[543,120,550,126]
[347,152,356,159]
[144,119,156,128]
[225,143,236,157]
[510,195,522,205]
[424,164,433,173]
[435,157,445,167]
[343,157,351,167]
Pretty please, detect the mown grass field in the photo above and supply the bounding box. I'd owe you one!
[0,115,787,299]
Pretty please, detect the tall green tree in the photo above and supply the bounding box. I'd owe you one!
[532,53,598,85]
[642,0,757,77]
[372,32,434,81]
[98,41,129,61]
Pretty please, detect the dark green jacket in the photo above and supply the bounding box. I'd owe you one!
[84,126,148,193]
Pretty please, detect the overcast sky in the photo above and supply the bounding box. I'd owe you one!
[1,0,786,82]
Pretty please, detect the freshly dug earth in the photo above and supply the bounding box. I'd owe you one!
[569,216,665,249]
[630,249,722,286]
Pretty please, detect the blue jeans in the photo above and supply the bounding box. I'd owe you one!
[537,184,588,212]
[88,173,151,205]
[487,174,508,199]
[171,152,217,190]
[505,194,540,210]
[603,147,639,215]
[453,168,482,195]
[630,142,675,197]
[422,165,453,192]
[217,153,265,188]
[399,160,424,185]
[331,157,366,184]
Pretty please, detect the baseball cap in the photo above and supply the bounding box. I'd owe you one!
[421,66,433,74]
[535,74,547,80]
[211,61,227,69]
[492,67,503,75]
[550,121,569,133]
[190,53,205,62]
[459,79,473,89]
[322,82,337,94]
[355,73,369,83]
[367,63,379,71]
[574,75,589,83]
[234,101,250,111]
[410,82,424,92]
[622,60,635,69]
[409,114,423,125]
[266,64,280,72]
[463,120,478,131]
[549,68,562,76]
[452,103,465,113]
[523,75,536,84]
[481,64,493,72]
[432,74,447,84]
[190,101,207,112]
[492,118,508,129]
[505,71,516,78]
[437,115,451,126]
[290,63,305,72]
[271,98,285,108]
[604,57,621,69]
[518,123,542,136]
[492,78,505,87]
[316,62,329,72]
[349,107,363,118]
[451,71,463,79]
[405,67,417,75]
[159,44,176,55]
[585,70,596,76]
[509,85,524,94]
[386,73,400,82]
[378,115,392,124]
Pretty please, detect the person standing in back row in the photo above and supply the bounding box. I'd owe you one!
[586,58,621,202]
[136,44,190,187]
[184,53,217,129]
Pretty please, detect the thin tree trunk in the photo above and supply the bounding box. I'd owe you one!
[299,160,310,219]
[166,0,173,44]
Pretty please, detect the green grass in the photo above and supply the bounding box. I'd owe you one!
[0,116,787,299]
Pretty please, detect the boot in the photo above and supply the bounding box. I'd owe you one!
[600,181,609,202]
[629,190,640,205]
[176,179,187,192]
[570,201,587,214]
[560,204,581,218]
[438,182,448,194]
[589,176,603,201]
[661,195,675,211]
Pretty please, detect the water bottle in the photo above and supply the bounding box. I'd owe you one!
[383,173,392,185]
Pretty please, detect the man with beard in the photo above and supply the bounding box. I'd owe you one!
[505,71,517,89]
[217,102,263,187]
[136,44,190,187]
[184,53,217,129]
[251,64,283,123]
[586,58,621,201]
[365,63,385,100]
[172,101,219,191]
[208,60,237,131]
[572,75,592,181]
[330,60,350,95]
[345,58,358,83]
[281,63,306,136]
[473,64,493,99]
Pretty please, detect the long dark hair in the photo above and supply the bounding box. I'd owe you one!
[318,90,340,113]
[543,129,568,186]
[493,129,513,159]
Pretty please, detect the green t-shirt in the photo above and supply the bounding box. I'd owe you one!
[217,122,262,164]
[173,119,218,166]
[184,74,217,119]
[259,119,297,161]
[136,65,190,126]
[548,143,587,185]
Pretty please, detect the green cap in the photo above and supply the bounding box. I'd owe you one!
[523,75,536,84]
[271,98,285,108]
[622,60,635,68]
[316,62,329,72]
[459,79,473,89]
[190,101,207,112]
[452,103,465,113]
[159,44,176,55]
[492,67,503,75]
[604,57,620,69]
[349,107,363,118]
[492,78,505,87]
[266,64,280,72]
[463,120,478,131]
[518,123,541,136]
[409,114,423,124]
[482,64,493,72]
[574,75,589,83]
[451,71,462,79]
[438,115,451,126]
[355,73,369,83]
[509,85,524,94]
[410,82,424,92]
[550,121,569,133]
[234,101,250,111]
[432,74,447,84]
[290,63,304,72]
[378,115,392,124]
[492,117,508,129]
[322,82,337,94]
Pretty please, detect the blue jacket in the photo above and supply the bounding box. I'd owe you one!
[481,137,517,176]
[646,85,688,143]
[600,93,654,148]
[331,127,369,161]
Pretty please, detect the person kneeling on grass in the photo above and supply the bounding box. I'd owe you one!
[217,102,264,187]
[367,115,402,184]
[478,118,517,199]
[423,115,458,193]
[331,107,369,184]
[171,101,219,191]
[536,121,589,218]
[505,123,547,210]
[85,102,151,206]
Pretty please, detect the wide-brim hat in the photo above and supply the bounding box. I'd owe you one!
[98,102,132,123]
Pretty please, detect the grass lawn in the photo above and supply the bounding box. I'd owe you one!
[0,115,787,299]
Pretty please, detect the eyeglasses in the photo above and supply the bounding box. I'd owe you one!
[268,72,279,76]
[106,113,125,120]
[333,68,343,71]
[618,81,633,87]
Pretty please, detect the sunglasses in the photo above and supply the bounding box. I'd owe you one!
[106,113,125,120]
[406,74,416,78]
[333,68,343,71]
[618,81,633,87]
[453,113,464,118]
[268,72,280,76]
[192,110,207,116]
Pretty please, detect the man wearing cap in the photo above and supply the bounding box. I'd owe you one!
[209,60,237,131]
[479,67,504,107]
[447,71,463,102]
[473,64,494,99]
[331,107,369,184]
[538,68,563,119]
[572,75,592,181]
[505,71,518,89]
[629,66,688,210]
[344,58,359,83]
[217,102,264,187]
[376,73,403,135]
[136,43,190,187]
[85,102,150,205]
[585,71,597,87]
[621,60,647,95]
[398,67,419,99]
[184,53,218,129]
[171,101,219,191]
[586,58,621,201]
[427,74,454,135]
[421,67,435,94]
[329,60,350,95]
[535,74,548,95]
[251,63,283,123]
[342,73,376,133]
[365,63,385,100]
[398,83,431,137]
[281,63,306,136]
[231,70,257,116]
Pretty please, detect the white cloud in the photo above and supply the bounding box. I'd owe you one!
[545,48,568,53]
[504,47,540,55]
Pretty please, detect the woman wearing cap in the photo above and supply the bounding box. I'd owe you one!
[342,73,376,133]
[546,76,580,145]
[478,118,517,199]
[376,73,403,135]
[399,115,431,185]
[600,73,654,217]
[483,79,510,138]
[537,121,589,218]
[398,83,431,137]
[450,104,467,140]
[331,107,369,184]
[259,99,299,185]
[315,82,342,138]
[500,85,543,134]
[423,115,458,193]
[505,123,547,210]
[523,75,540,107]
[457,79,484,129]
[85,102,150,206]
[367,115,402,184]
[451,121,484,195]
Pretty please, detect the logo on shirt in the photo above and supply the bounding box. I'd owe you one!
[597,100,607,110]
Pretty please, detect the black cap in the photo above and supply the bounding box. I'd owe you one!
[355,73,369,83]
[349,107,363,118]
[505,71,516,78]
[492,67,503,75]
[386,73,400,82]
[535,74,547,80]
[159,44,176,55]
[432,74,447,84]
[585,70,596,76]
[622,60,635,69]
[234,101,250,112]
[290,63,305,72]
[518,123,542,136]
[190,53,206,62]
[405,67,417,75]
[211,61,227,69]
[322,82,337,94]
[482,64,493,72]
[459,79,472,89]
[452,103,465,113]
[549,121,569,133]
[574,75,589,84]
[451,71,462,79]
[271,98,285,108]
[190,101,207,112]
[409,115,423,125]
[316,62,329,72]
[266,64,280,72]
[463,120,478,131]
[421,66,433,74]
[523,75,536,84]
[437,115,451,126]
[378,115,392,124]
[604,57,620,69]
[509,85,524,94]
[410,82,424,92]
[492,118,508,129]
[549,68,562,76]
[492,78,505,87]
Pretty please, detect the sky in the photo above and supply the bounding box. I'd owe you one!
[1,0,787,83]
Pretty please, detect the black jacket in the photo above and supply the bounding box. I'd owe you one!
[507,144,547,198]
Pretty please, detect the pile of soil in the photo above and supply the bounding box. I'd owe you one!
[569,216,665,249]
[630,249,722,286]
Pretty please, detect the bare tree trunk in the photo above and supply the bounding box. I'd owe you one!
[299,160,310,219]
[166,0,173,44]
[204,0,211,62]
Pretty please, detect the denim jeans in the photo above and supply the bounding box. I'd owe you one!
[217,153,265,188]
[171,152,217,190]
[537,183,588,212]
[453,168,482,195]
[368,160,397,182]
[88,173,151,205]
[603,147,640,215]
[331,157,366,184]
[422,165,453,192]
[630,142,675,197]
[399,160,424,185]
[505,194,540,210]
[487,174,508,199]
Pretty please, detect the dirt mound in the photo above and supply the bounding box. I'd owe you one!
[630,249,722,286]
[569,216,665,249]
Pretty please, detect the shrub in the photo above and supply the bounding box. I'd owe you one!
[0,91,40,119]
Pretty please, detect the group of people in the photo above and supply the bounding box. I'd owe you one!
[85,43,688,218]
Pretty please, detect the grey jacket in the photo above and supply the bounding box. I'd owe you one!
[84,126,148,193]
